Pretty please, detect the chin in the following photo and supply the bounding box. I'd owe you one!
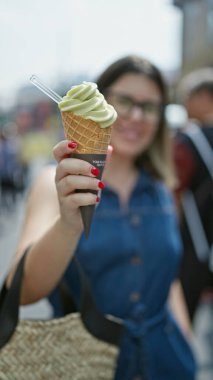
[111,130,153,157]
[112,142,146,159]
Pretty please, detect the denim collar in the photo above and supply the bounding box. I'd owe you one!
[104,169,155,197]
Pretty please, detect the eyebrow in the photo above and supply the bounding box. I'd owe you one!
[108,90,161,102]
[113,92,162,104]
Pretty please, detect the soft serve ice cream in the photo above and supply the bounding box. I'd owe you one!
[58,81,117,129]
[58,82,117,155]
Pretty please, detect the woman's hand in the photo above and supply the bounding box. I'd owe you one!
[53,140,103,232]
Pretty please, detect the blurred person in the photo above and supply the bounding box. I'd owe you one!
[5,56,196,379]
[173,67,213,321]
[15,103,58,181]
[0,123,27,208]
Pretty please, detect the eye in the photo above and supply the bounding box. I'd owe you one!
[143,102,159,113]
[117,95,132,107]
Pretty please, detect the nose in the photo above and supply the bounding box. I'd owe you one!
[130,105,144,120]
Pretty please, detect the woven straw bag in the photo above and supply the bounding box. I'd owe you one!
[0,250,123,380]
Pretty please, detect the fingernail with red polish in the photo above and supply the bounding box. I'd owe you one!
[98,181,105,189]
[68,141,77,149]
[91,167,100,176]
[96,196,100,203]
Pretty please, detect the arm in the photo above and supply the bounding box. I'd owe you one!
[168,280,192,339]
[7,140,101,305]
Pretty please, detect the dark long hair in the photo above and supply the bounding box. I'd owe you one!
[95,55,175,187]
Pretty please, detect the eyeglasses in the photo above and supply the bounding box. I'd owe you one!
[106,91,164,121]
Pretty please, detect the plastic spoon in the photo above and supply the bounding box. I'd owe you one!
[30,75,62,104]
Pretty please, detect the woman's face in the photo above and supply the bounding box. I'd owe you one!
[106,73,163,160]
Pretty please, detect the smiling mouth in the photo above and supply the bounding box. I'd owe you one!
[115,125,143,141]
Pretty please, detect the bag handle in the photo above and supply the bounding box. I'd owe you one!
[0,249,27,349]
[75,258,124,345]
[0,248,123,350]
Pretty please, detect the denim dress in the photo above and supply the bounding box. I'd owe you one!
[49,170,196,380]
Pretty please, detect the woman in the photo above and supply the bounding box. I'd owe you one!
[8,55,196,379]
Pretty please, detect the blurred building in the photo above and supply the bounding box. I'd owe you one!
[174,0,213,74]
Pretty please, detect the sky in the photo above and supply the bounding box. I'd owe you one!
[0,0,182,107]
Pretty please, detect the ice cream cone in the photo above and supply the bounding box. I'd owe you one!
[61,112,112,154]
[61,111,112,238]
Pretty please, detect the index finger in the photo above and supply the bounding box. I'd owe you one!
[55,157,99,182]
[53,140,77,162]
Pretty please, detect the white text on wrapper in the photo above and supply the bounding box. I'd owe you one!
[92,160,105,168]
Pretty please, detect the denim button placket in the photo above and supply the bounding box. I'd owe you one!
[130,213,141,226]
[130,292,141,302]
[131,256,142,265]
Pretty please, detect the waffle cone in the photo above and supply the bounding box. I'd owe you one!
[61,111,112,238]
[61,111,112,154]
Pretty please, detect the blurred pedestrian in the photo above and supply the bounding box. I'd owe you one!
[0,123,27,209]
[173,67,213,321]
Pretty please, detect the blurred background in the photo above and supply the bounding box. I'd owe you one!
[0,1,212,379]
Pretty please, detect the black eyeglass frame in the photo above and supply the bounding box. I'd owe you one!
[105,90,165,119]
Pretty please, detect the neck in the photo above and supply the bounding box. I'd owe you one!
[104,151,135,181]
[203,112,213,124]
[103,151,139,204]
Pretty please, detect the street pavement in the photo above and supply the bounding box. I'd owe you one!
[0,191,212,379]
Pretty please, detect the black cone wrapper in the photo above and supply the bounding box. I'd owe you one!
[72,153,106,238]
